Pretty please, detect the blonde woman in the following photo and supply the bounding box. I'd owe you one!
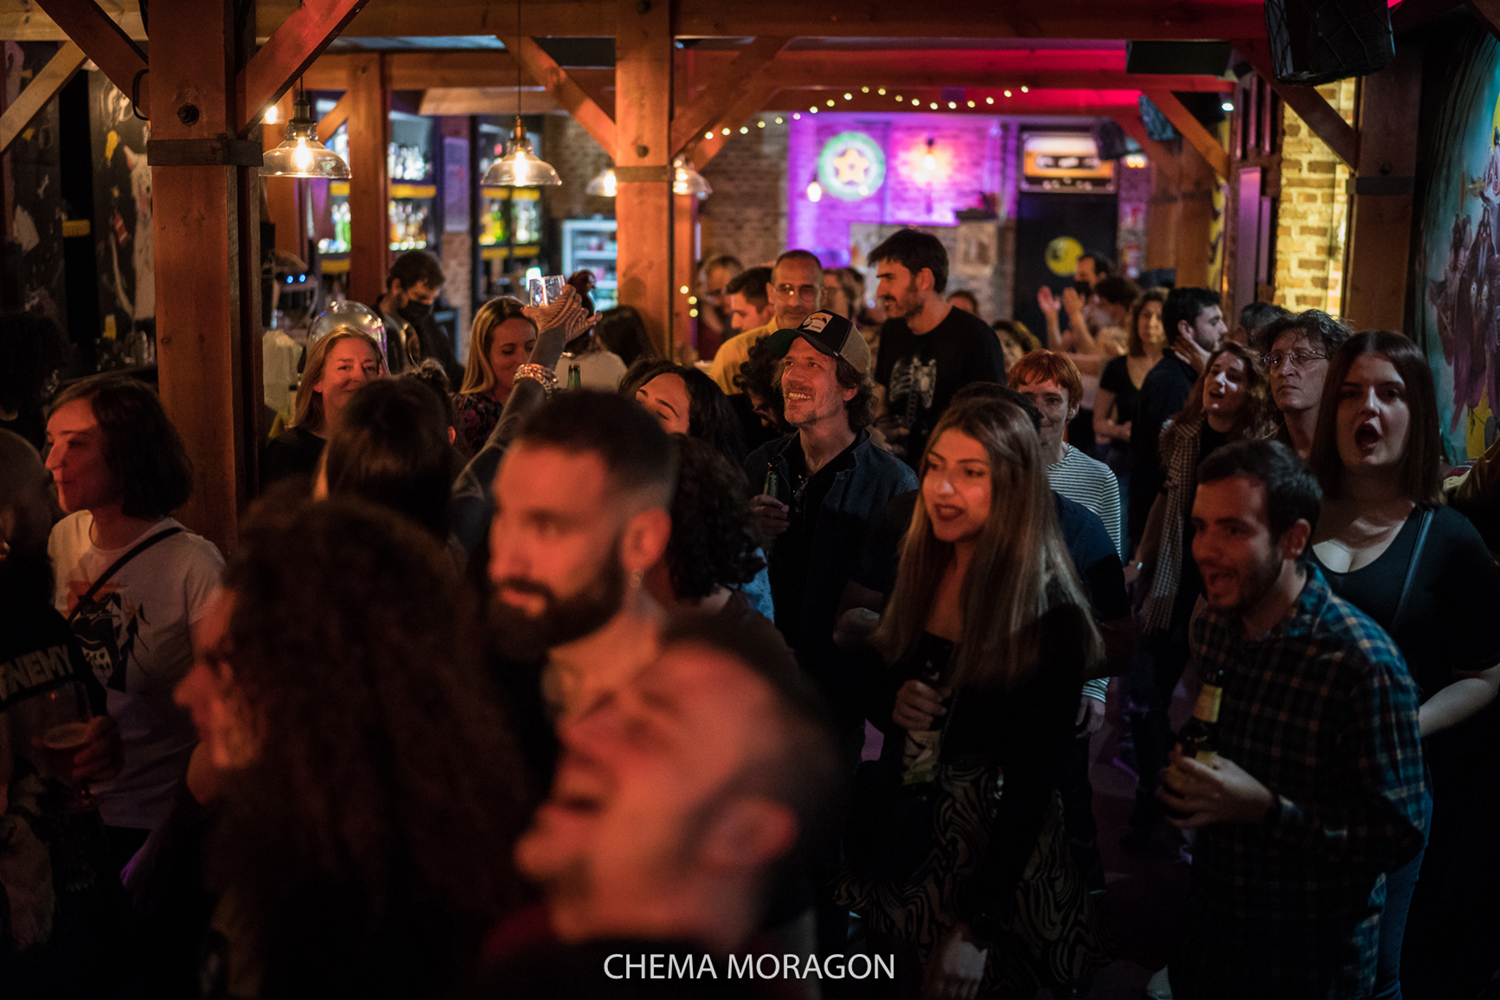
[454,298,537,453]
[838,396,1107,999]
[263,329,383,487]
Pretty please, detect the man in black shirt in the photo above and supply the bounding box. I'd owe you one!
[869,229,1006,468]
[1129,286,1226,556]
[376,250,464,386]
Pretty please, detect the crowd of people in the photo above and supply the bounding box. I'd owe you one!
[0,234,1497,1000]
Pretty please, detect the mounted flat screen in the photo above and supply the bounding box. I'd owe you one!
[1020,133,1115,194]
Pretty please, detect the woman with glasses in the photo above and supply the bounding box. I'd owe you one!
[1253,309,1351,458]
[1306,332,1500,1000]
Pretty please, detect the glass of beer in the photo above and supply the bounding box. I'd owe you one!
[36,685,94,808]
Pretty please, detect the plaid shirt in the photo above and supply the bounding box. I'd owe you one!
[1171,568,1427,1000]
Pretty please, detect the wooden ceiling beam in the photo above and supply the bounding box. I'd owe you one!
[32,0,149,116]
[1141,87,1229,178]
[686,83,781,168]
[316,90,351,142]
[496,33,616,151]
[1110,111,1180,185]
[239,0,371,131]
[670,35,789,157]
[770,88,1146,113]
[0,40,87,155]
[1237,38,1358,168]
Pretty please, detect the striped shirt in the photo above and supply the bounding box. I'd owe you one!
[1171,568,1427,1000]
[1047,443,1123,559]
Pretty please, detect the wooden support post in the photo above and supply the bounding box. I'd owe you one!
[346,53,388,305]
[673,191,697,356]
[149,0,245,553]
[1343,47,1422,330]
[1146,141,1180,273]
[33,0,149,117]
[1142,89,1230,180]
[614,0,674,357]
[0,41,86,155]
[238,0,370,129]
[1175,139,1217,287]
[497,35,616,152]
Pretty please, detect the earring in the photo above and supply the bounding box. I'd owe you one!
[629,569,644,590]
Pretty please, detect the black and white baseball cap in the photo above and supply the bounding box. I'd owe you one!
[767,311,872,377]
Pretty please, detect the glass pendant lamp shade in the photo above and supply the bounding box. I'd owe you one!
[483,118,562,187]
[585,166,618,197]
[261,95,350,179]
[673,156,711,198]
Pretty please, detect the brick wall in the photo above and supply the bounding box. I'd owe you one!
[1273,80,1355,314]
[542,115,615,222]
[699,114,788,268]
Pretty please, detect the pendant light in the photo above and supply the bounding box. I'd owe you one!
[673,156,711,199]
[585,165,618,197]
[482,0,562,188]
[261,93,350,180]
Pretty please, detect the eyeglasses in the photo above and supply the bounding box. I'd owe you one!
[1261,350,1327,371]
[774,283,820,301]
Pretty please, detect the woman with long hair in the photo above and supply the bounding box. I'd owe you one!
[1095,288,1169,548]
[1307,332,1500,1000]
[837,397,1108,999]
[1127,341,1274,845]
[593,304,657,369]
[454,297,537,453]
[175,496,529,999]
[263,329,384,487]
[623,358,747,466]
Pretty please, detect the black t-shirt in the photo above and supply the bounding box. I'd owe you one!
[261,425,326,490]
[1099,355,1147,448]
[1130,351,1197,546]
[767,435,860,649]
[853,490,1128,622]
[874,305,1006,468]
[1312,505,1500,699]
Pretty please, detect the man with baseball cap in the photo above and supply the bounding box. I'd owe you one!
[745,312,916,746]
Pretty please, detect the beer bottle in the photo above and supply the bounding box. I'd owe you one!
[900,655,950,787]
[762,463,782,502]
[566,363,582,389]
[1163,662,1226,810]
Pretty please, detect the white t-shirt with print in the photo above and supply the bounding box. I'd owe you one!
[49,513,224,829]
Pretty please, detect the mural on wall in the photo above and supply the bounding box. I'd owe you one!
[1412,29,1500,459]
[88,71,152,342]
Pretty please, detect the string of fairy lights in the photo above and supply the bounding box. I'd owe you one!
[700,84,1038,140]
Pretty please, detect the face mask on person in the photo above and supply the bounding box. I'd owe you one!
[399,299,434,324]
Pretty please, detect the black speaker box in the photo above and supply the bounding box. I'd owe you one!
[1264,0,1394,85]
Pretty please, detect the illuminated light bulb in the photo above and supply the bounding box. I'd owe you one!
[826,98,835,106]
[806,179,823,202]
[844,93,852,100]
[739,126,748,133]
[878,88,886,95]
[680,285,690,294]
[722,127,731,135]
[705,131,714,139]
[810,107,818,113]
[293,139,313,171]
[792,113,800,119]
[689,308,698,317]
[688,295,698,304]
[967,100,975,108]
[1021,86,1029,93]
[948,101,956,109]
[263,104,280,124]
[861,86,869,93]
[1125,152,1148,169]
[929,102,938,109]
[775,116,784,123]
[894,94,902,101]
[1221,100,1234,112]
[757,120,765,128]
[1004,89,1012,97]
[986,96,994,104]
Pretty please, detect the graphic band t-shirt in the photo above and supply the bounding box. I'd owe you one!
[49,512,224,829]
[874,305,1006,468]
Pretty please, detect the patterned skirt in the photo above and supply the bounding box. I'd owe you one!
[834,761,1111,997]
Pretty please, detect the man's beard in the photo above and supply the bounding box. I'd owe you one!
[487,547,628,662]
[883,287,923,321]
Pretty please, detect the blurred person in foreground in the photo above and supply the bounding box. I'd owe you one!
[469,611,842,997]
[175,496,529,1000]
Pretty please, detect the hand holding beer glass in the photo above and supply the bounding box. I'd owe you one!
[35,686,121,808]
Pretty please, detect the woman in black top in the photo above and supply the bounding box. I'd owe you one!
[1307,331,1500,1000]
[836,397,1107,998]
[1094,287,1168,549]
[262,329,384,488]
